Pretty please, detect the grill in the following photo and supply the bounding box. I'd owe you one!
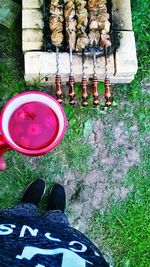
[22,0,138,105]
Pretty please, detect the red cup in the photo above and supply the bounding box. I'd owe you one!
[0,91,67,156]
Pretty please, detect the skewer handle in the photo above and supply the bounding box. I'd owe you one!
[69,75,76,105]
[55,74,62,104]
[82,77,88,106]
[105,78,112,107]
[92,76,99,105]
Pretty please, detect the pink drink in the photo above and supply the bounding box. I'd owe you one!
[9,102,59,150]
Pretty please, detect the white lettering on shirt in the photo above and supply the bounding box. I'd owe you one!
[45,233,61,242]
[19,225,38,238]
[0,223,98,266]
[69,241,87,253]
[16,246,93,267]
[0,224,16,235]
[94,251,100,256]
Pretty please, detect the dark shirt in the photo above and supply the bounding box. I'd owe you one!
[0,215,109,267]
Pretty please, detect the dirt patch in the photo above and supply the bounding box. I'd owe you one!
[25,115,140,233]
[56,118,140,232]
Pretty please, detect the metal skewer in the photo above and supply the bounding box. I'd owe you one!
[92,47,99,105]
[104,46,112,107]
[81,50,88,106]
[69,46,75,105]
[55,47,62,104]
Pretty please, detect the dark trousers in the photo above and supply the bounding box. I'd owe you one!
[0,203,69,226]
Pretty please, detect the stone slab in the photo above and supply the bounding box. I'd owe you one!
[24,51,115,82]
[25,73,135,84]
[115,31,138,77]
[110,76,135,83]
[112,0,133,30]
[22,0,44,9]
[23,29,44,42]
[23,42,43,52]
[22,9,44,29]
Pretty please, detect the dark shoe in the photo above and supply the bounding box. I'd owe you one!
[47,183,66,212]
[22,178,46,206]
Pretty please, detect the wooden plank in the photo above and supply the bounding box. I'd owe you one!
[114,31,138,77]
[22,9,44,29]
[22,0,44,9]
[111,0,133,30]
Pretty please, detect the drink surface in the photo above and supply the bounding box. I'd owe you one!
[9,102,59,150]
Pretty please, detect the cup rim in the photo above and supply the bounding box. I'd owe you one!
[1,91,67,156]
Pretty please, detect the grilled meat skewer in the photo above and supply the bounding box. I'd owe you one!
[49,0,64,47]
[64,0,77,50]
[49,1,64,103]
[92,48,99,105]
[82,50,88,106]
[75,0,89,51]
[69,47,76,105]
[88,0,111,48]
[55,47,63,104]
[104,46,112,106]
[64,1,76,104]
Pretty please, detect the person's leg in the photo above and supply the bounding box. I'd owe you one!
[0,178,46,217]
[42,210,69,226]
[40,183,70,226]
[0,203,37,217]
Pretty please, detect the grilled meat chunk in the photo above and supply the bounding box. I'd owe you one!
[88,0,111,47]
[75,0,89,51]
[49,0,64,47]
[64,0,77,49]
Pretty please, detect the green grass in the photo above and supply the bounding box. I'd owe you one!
[0,0,150,266]
[88,146,150,267]
[89,199,150,267]
[0,9,93,191]
[0,149,64,208]
[87,1,150,266]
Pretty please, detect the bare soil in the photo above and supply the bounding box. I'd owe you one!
[56,118,140,232]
